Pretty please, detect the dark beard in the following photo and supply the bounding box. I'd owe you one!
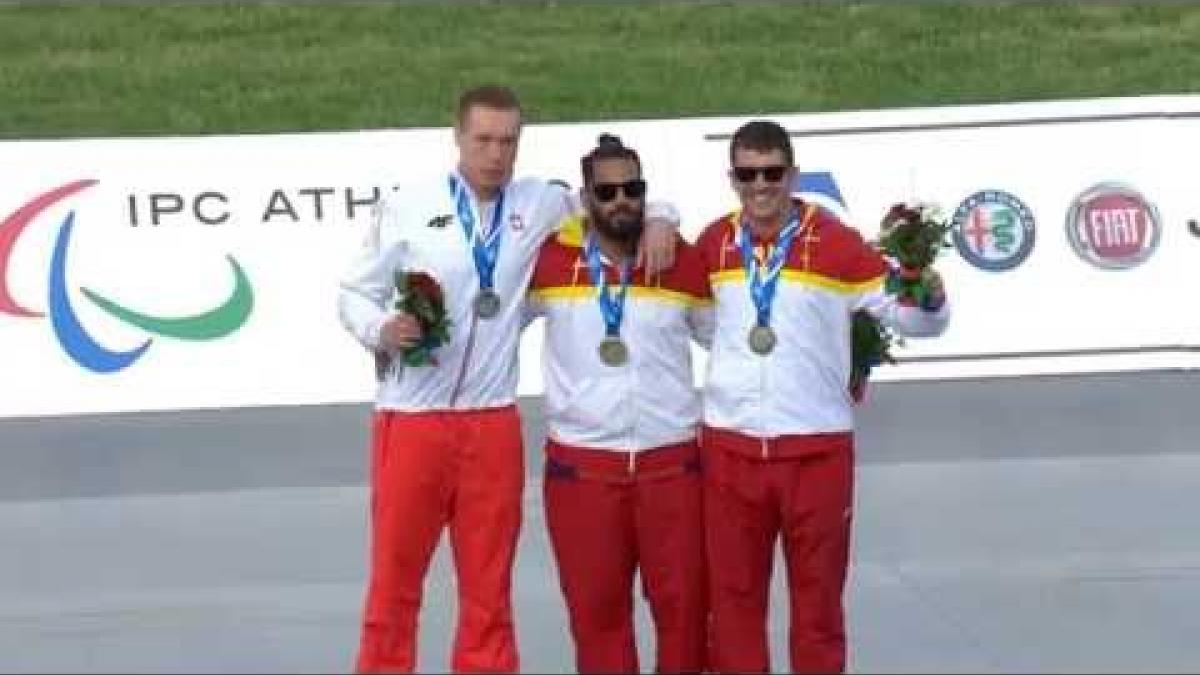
[593,209,644,250]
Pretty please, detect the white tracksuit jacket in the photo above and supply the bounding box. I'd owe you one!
[337,171,572,411]
[525,217,714,455]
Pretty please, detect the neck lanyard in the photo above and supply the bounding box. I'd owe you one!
[449,174,505,293]
[584,232,632,337]
[738,211,801,328]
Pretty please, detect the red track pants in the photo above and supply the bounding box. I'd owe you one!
[701,427,854,674]
[542,439,707,674]
[355,406,525,674]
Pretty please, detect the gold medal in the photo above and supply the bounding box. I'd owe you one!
[597,335,629,367]
[474,289,501,319]
[748,325,776,356]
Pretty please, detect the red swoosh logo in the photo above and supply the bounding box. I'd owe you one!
[0,179,98,317]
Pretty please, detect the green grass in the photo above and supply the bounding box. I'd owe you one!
[2,1,1198,139]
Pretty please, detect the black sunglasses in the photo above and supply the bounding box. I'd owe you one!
[591,179,647,202]
[732,165,789,184]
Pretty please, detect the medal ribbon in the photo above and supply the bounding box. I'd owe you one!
[449,174,506,294]
[584,233,632,338]
[739,210,801,328]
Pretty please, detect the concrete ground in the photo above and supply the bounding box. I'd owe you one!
[3,370,1199,673]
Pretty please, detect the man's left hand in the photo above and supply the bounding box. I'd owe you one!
[638,217,678,276]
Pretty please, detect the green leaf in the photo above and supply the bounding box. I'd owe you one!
[912,285,928,306]
[403,346,433,367]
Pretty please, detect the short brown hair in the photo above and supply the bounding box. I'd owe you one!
[729,119,794,166]
[456,85,522,126]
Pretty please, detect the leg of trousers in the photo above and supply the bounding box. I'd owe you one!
[635,469,708,673]
[355,407,524,674]
[448,408,525,673]
[702,443,780,674]
[544,472,639,674]
[778,441,853,674]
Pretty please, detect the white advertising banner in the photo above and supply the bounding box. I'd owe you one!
[2,95,1198,418]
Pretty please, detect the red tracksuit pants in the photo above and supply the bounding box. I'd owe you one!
[355,406,525,674]
[542,439,708,674]
[701,427,854,674]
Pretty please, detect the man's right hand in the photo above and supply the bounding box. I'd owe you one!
[380,313,421,351]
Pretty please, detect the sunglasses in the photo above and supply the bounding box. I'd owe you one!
[591,179,647,202]
[732,165,789,184]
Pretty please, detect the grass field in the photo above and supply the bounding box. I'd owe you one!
[1,1,1198,139]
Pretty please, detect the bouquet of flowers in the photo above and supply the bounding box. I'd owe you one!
[384,270,452,372]
[877,202,952,307]
[850,202,951,403]
[849,308,896,403]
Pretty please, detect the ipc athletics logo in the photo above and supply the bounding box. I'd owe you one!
[951,190,1037,271]
[0,180,254,373]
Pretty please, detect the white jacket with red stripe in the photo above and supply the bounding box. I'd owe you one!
[338,171,573,411]
[526,217,714,453]
[695,202,951,438]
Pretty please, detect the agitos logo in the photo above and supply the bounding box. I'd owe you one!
[0,180,254,373]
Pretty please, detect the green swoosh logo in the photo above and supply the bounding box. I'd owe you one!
[80,254,254,340]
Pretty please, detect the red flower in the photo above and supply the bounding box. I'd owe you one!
[406,271,443,307]
[883,203,916,226]
[390,270,452,368]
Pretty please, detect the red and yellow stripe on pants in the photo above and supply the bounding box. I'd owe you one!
[542,439,708,674]
[356,406,525,674]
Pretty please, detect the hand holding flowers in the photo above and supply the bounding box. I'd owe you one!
[376,270,452,378]
[850,202,951,402]
[878,202,951,310]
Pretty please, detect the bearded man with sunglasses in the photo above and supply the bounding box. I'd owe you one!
[337,88,682,674]
[694,120,951,673]
[525,134,714,674]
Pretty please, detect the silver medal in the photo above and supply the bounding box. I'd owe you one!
[474,289,501,319]
[597,336,629,367]
[748,325,776,356]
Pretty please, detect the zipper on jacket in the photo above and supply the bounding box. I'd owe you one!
[448,314,479,407]
[627,364,637,476]
[760,352,770,459]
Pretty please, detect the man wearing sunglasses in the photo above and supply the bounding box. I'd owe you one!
[694,120,951,673]
[337,88,682,674]
[525,133,714,674]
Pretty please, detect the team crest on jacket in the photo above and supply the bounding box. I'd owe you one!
[426,214,452,229]
[509,213,525,231]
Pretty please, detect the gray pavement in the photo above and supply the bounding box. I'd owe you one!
[3,370,1200,673]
